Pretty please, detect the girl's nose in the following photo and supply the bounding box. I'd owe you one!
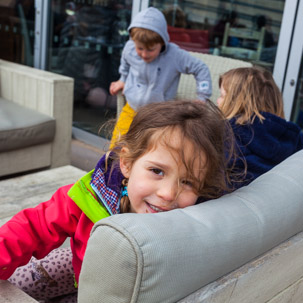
[157,182,178,203]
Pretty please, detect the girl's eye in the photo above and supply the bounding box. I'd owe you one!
[151,168,164,176]
[181,179,193,187]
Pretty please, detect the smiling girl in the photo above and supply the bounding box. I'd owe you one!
[0,100,236,302]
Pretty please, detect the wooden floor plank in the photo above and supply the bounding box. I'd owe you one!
[0,166,86,224]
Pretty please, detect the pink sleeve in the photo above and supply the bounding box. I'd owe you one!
[0,184,81,279]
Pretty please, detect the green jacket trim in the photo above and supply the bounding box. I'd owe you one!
[68,170,110,223]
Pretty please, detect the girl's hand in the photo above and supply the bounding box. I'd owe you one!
[110,80,125,95]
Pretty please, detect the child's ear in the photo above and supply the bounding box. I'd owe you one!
[120,147,131,178]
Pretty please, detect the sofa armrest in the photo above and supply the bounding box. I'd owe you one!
[0,60,74,167]
[78,150,303,303]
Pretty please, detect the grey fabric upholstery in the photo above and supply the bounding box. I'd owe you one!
[0,98,55,152]
[78,150,303,303]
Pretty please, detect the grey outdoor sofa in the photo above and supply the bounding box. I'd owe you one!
[79,150,303,303]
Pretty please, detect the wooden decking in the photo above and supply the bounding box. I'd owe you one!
[0,165,86,226]
[0,165,86,303]
[0,280,38,303]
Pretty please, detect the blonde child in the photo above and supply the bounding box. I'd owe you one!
[0,100,234,302]
[217,67,303,186]
[109,7,212,146]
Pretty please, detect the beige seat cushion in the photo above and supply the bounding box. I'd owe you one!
[0,98,55,152]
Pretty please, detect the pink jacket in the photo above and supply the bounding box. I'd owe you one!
[0,154,124,283]
[0,185,94,283]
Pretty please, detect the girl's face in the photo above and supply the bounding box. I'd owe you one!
[134,41,162,63]
[120,133,206,214]
[217,86,226,108]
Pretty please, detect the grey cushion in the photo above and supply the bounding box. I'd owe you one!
[78,150,303,303]
[0,98,55,152]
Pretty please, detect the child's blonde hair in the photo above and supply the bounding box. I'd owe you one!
[130,27,164,49]
[219,67,285,125]
[110,100,238,212]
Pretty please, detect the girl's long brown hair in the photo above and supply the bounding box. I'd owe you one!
[219,67,285,125]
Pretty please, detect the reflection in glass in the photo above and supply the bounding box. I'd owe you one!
[149,0,285,71]
[0,0,35,67]
[292,59,303,130]
[48,0,132,137]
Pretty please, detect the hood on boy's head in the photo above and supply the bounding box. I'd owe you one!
[128,7,169,50]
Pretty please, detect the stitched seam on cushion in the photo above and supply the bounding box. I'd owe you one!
[92,221,144,303]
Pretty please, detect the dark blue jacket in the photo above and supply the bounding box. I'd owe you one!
[231,112,303,186]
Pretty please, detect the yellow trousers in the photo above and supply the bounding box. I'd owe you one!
[110,103,136,149]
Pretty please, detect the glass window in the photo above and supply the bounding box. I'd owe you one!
[0,0,290,139]
[149,0,285,71]
[291,57,303,129]
[48,0,132,137]
[0,0,35,67]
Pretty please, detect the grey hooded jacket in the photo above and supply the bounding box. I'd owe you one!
[118,7,212,110]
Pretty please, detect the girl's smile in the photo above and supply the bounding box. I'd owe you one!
[144,201,174,213]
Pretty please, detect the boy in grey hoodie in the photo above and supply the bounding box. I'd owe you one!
[110,7,212,145]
